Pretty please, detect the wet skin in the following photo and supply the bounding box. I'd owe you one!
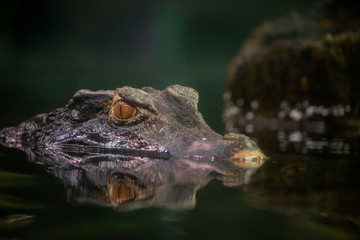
[0,85,265,164]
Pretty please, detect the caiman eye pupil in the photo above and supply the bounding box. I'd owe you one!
[113,100,137,119]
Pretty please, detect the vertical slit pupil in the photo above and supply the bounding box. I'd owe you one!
[114,100,137,119]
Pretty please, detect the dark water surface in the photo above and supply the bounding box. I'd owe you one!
[1,118,359,240]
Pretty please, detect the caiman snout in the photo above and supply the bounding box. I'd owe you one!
[223,133,266,166]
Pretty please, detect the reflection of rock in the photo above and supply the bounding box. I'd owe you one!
[276,130,356,155]
[244,154,360,232]
[25,149,264,211]
[224,0,360,134]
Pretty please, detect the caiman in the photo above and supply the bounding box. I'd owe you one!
[0,85,265,163]
[0,85,265,210]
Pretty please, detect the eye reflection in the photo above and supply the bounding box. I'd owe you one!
[113,100,138,119]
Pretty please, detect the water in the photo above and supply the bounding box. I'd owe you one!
[1,114,359,239]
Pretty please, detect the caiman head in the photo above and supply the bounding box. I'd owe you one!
[0,85,265,164]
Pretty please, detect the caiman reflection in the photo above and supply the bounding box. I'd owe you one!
[25,150,263,210]
[0,85,265,210]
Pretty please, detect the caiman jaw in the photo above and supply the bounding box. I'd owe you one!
[45,135,170,159]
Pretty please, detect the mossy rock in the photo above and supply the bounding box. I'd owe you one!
[224,0,360,132]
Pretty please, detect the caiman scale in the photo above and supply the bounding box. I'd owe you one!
[0,85,264,163]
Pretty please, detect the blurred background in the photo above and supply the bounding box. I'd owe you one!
[0,0,313,132]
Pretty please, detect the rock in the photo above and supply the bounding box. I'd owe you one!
[224,0,360,133]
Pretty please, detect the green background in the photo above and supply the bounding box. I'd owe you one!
[0,0,312,132]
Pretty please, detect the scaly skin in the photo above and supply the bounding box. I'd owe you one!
[0,85,265,162]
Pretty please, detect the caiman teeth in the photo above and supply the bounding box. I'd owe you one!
[45,141,170,159]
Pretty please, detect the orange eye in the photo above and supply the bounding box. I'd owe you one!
[113,100,138,119]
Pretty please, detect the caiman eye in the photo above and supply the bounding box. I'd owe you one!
[113,100,138,119]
